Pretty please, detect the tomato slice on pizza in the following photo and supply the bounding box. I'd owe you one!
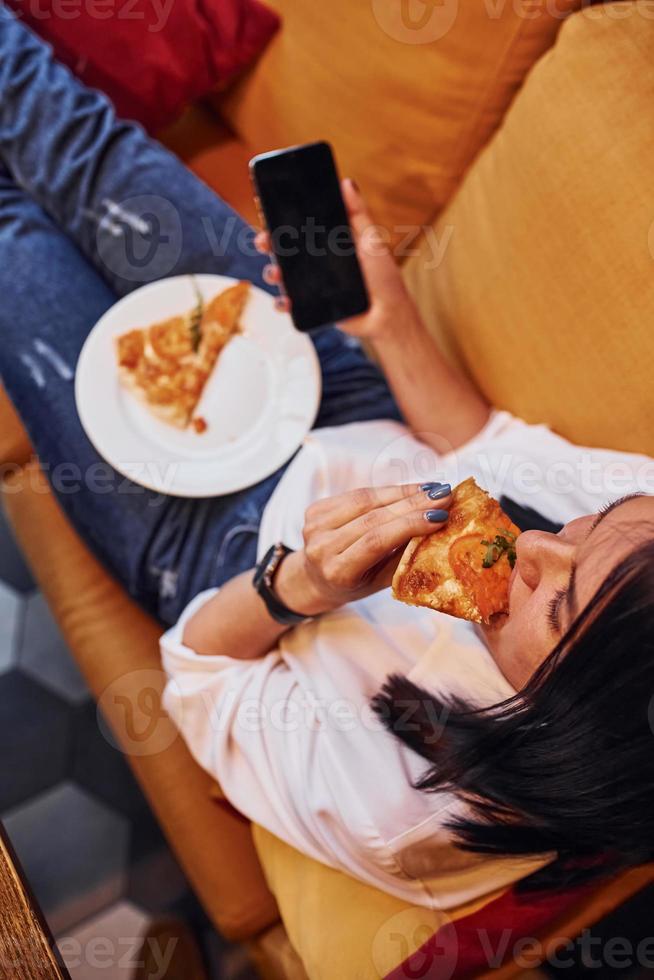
[392,477,521,624]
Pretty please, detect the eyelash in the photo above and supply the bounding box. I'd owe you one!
[588,499,618,532]
[589,492,645,532]
[547,588,567,632]
[547,492,644,633]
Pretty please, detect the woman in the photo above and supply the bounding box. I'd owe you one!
[1,8,653,910]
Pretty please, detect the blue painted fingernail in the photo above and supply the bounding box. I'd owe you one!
[427,483,451,500]
[420,481,443,491]
[425,509,448,523]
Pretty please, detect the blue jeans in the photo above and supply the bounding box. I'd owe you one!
[0,8,401,625]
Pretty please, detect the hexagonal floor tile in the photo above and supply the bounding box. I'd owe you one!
[0,504,35,593]
[0,670,72,812]
[0,580,22,675]
[57,900,151,980]
[19,592,89,704]
[71,702,150,820]
[3,782,130,935]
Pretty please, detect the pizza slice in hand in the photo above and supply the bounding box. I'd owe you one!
[115,281,250,430]
[392,477,521,624]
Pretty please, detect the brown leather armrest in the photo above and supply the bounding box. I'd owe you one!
[2,462,279,941]
[0,386,32,469]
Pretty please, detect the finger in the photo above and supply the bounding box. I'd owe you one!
[332,486,452,553]
[341,178,391,261]
[263,263,282,285]
[304,483,428,532]
[254,230,272,254]
[340,179,402,312]
[341,178,376,243]
[341,506,451,582]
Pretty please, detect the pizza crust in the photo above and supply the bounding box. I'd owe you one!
[392,477,521,624]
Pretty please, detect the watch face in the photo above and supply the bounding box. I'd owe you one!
[265,545,284,586]
[254,543,278,590]
[253,543,304,625]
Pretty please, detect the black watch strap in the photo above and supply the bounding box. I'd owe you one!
[253,543,310,626]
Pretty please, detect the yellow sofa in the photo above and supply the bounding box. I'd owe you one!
[3,2,654,976]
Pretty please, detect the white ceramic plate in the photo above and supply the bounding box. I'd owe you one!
[75,275,321,497]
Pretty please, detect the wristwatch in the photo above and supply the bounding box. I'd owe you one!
[253,543,310,626]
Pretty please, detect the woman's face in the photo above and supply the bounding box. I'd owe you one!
[481,494,653,690]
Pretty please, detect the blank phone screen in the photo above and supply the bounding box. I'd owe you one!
[251,142,369,332]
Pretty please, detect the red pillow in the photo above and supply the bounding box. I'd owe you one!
[7,0,280,132]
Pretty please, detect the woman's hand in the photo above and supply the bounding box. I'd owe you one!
[254,173,490,452]
[254,178,418,341]
[275,482,452,616]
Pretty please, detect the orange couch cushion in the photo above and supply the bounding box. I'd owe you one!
[1,462,278,942]
[216,0,585,247]
[254,825,654,979]
[253,825,450,980]
[403,2,654,457]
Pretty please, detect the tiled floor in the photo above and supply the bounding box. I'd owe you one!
[0,503,257,979]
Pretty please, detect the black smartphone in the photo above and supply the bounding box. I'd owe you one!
[249,141,370,332]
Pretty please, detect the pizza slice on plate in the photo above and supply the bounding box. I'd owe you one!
[197,280,251,367]
[115,281,250,431]
[392,477,521,624]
